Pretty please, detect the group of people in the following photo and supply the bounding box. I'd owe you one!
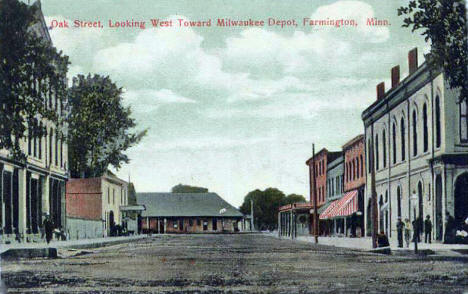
[396,215,433,248]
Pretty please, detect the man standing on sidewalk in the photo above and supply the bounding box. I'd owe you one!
[396,218,404,248]
[424,215,432,244]
[404,218,411,248]
[43,214,54,244]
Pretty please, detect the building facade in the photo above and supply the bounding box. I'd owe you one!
[362,48,468,243]
[137,193,246,234]
[322,154,344,235]
[306,149,342,235]
[0,1,68,244]
[65,172,128,239]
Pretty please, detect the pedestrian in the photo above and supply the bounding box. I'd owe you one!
[444,211,456,244]
[404,218,411,248]
[412,217,421,243]
[424,215,432,244]
[377,231,390,247]
[396,218,404,248]
[43,214,54,244]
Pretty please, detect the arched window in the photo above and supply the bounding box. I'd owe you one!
[412,110,418,156]
[355,157,359,179]
[382,129,387,168]
[460,99,468,142]
[367,139,372,173]
[435,96,441,148]
[360,155,363,178]
[392,122,397,164]
[352,159,356,180]
[375,134,379,170]
[423,103,429,152]
[400,118,406,161]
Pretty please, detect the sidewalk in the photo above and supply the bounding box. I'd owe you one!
[0,235,147,259]
[270,233,468,256]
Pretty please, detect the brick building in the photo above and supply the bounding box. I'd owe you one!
[65,172,128,239]
[0,1,68,244]
[137,193,245,233]
[306,149,342,235]
[362,48,468,244]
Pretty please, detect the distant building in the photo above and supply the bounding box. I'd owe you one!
[65,172,128,239]
[136,193,246,233]
[0,1,68,244]
[320,154,344,236]
[362,48,468,243]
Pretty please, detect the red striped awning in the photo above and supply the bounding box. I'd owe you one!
[319,190,358,219]
[319,199,340,220]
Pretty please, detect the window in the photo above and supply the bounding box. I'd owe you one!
[197,219,201,226]
[107,187,110,204]
[435,96,441,148]
[39,122,42,159]
[368,139,372,173]
[382,129,387,168]
[189,219,193,226]
[375,134,379,170]
[392,122,397,164]
[113,189,115,204]
[412,110,418,156]
[60,138,63,167]
[352,159,355,180]
[400,118,406,161]
[55,130,58,165]
[423,103,429,151]
[360,155,363,178]
[460,99,468,142]
[33,119,37,158]
[49,128,53,165]
[28,122,32,156]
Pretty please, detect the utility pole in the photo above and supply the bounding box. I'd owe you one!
[312,144,318,244]
[371,124,378,248]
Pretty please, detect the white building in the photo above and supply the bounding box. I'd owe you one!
[362,48,468,243]
[0,1,68,243]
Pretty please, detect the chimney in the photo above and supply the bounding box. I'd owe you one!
[391,65,400,88]
[408,48,418,75]
[376,82,385,100]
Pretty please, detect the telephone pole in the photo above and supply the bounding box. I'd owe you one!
[312,144,318,244]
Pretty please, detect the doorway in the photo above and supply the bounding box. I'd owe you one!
[212,218,217,231]
[435,175,443,240]
[454,173,468,231]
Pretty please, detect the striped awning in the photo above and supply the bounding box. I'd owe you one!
[319,190,358,219]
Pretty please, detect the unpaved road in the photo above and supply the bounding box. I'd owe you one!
[1,234,467,293]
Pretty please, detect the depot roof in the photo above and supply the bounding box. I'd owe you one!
[136,192,244,218]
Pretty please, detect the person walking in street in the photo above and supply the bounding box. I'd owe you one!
[404,218,411,248]
[396,218,404,248]
[444,211,456,244]
[43,214,54,244]
[424,215,433,244]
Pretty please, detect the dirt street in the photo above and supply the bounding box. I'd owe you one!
[1,234,467,293]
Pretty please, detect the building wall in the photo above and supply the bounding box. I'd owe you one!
[307,150,328,207]
[141,217,241,233]
[0,3,68,244]
[344,137,366,192]
[326,156,344,202]
[66,217,103,240]
[101,177,128,236]
[363,61,468,242]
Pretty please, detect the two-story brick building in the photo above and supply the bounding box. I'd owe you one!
[65,172,128,239]
[0,1,68,244]
[362,48,468,243]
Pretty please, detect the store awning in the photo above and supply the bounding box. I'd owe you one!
[319,190,358,219]
[319,199,340,219]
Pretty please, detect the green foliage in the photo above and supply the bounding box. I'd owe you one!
[128,182,137,205]
[171,184,209,193]
[0,0,69,161]
[239,188,305,230]
[68,74,147,178]
[284,194,306,205]
[398,0,467,101]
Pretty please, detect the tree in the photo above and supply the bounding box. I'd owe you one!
[171,184,209,193]
[0,0,69,161]
[284,194,306,205]
[239,188,287,230]
[68,74,146,178]
[127,182,137,205]
[398,0,467,102]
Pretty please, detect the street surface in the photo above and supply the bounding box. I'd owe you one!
[1,234,467,293]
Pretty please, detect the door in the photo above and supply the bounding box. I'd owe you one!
[435,175,443,240]
[454,173,468,231]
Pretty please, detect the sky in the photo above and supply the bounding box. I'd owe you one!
[39,0,429,207]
